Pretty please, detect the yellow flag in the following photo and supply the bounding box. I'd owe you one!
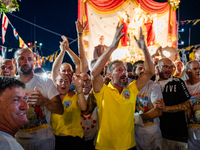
[185,46,193,50]
[193,19,200,26]
[54,52,58,60]
[19,37,28,48]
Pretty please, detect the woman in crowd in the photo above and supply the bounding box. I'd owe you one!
[51,73,87,150]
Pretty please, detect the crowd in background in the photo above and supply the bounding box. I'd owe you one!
[1,20,200,150]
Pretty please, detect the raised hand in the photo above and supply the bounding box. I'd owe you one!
[76,19,87,34]
[72,73,83,90]
[59,35,69,52]
[110,22,125,50]
[134,27,147,51]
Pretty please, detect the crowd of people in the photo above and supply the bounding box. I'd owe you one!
[0,20,200,150]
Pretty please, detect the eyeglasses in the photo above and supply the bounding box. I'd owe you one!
[83,79,91,84]
[1,66,13,70]
[161,65,174,70]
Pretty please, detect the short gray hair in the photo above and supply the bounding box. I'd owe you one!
[107,60,123,73]
[185,60,199,72]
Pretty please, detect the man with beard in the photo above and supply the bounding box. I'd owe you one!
[0,77,29,150]
[133,60,163,150]
[14,48,64,150]
[155,58,191,149]
[185,60,200,149]
[0,59,17,77]
[91,24,155,150]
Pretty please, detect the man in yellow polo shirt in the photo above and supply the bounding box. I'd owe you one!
[91,23,155,150]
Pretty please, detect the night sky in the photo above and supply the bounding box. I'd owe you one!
[2,0,200,70]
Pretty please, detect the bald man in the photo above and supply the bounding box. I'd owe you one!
[14,48,63,150]
[0,59,17,77]
[156,58,191,150]
[52,36,80,83]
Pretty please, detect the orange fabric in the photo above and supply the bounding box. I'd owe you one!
[78,0,89,35]
[135,0,169,14]
[88,0,127,12]
[121,21,130,47]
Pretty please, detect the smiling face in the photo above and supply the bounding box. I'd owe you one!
[15,49,34,75]
[60,63,73,77]
[110,62,128,88]
[0,87,29,133]
[135,63,145,79]
[0,59,16,77]
[56,74,71,95]
[188,61,200,81]
[158,58,173,80]
[81,73,92,95]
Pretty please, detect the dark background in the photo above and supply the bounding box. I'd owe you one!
[1,0,200,70]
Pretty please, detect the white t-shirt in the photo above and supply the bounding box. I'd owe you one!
[135,80,163,150]
[81,107,98,141]
[0,131,24,150]
[15,74,59,139]
[185,81,200,149]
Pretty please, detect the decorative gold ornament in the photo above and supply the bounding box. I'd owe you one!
[168,0,180,11]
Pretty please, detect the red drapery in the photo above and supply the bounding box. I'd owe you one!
[78,0,177,46]
[88,0,127,12]
[78,0,90,36]
[135,0,169,14]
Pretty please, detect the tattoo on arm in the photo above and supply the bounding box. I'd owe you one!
[166,100,191,113]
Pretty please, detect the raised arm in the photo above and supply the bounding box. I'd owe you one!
[62,36,81,74]
[91,23,125,93]
[52,41,65,82]
[52,36,81,83]
[76,19,89,73]
[73,73,87,111]
[135,27,155,91]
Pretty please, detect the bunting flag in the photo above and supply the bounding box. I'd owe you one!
[2,13,9,44]
[1,46,7,59]
[12,27,18,40]
[19,36,28,48]
[193,19,200,26]
[54,52,57,60]
[179,19,200,26]
[49,54,54,62]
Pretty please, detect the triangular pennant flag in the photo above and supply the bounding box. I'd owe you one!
[54,52,58,60]
[49,54,54,62]
[193,19,200,26]
[187,20,192,24]
[180,21,186,25]
[19,37,28,48]
[12,27,18,40]
[2,13,9,44]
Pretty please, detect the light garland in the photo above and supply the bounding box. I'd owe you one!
[168,0,180,11]
[0,0,20,14]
